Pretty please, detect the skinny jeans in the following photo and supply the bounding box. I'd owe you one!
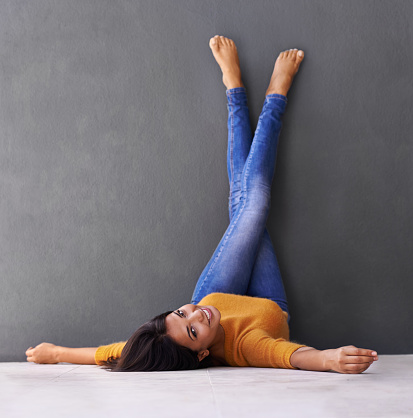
[191,87,289,320]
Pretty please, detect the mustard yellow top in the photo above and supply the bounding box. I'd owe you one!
[95,293,307,369]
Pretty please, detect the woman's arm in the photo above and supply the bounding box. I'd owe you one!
[290,345,378,374]
[26,342,97,365]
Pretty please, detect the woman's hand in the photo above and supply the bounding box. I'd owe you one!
[324,345,378,374]
[26,343,98,365]
[25,343,60,364]
[290,345,378,374]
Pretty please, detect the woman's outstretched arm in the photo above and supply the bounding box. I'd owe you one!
[26,342,97,365]
[290,345,378,374]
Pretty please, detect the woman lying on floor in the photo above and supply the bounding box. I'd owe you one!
[26,36,378,374]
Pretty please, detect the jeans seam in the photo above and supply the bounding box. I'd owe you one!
[227,90,249,222]
[229,93,234,212]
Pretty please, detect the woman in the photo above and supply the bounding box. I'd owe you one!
[26,36,379,374]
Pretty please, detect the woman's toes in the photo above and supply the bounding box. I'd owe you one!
[210,35,221,48]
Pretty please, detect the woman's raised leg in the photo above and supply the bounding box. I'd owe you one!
[244,49,304,318]
[191,37,304,305]
[226,87,289,314]
[191,91,287,303]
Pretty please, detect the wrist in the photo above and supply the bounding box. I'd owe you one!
[322,349,334,371]
[55,345,64,363]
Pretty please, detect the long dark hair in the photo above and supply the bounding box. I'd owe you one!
[97,311,214,372]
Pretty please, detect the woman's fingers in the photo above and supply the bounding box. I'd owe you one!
[343,345,378,358]
[344,346,378,373]
[26,346,35,362]
[342,346,378,364]
[345,355,376,364]
[26,345,38,362]
[346,361,374,373]
[333,345,378,373]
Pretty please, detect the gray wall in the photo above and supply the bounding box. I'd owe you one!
[1,0,412,361]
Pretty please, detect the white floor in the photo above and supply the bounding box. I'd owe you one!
[1,355,412,417]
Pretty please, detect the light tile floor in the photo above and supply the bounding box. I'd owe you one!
[1,355,412,417]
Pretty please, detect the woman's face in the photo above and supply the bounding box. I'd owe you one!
[165,304,221,359]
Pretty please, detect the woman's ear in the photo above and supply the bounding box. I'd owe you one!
[197,349,210,362]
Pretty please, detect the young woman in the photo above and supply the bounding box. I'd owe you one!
[26,36,379,374]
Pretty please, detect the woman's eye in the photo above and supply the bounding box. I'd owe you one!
[178,310,184,316]
[191,327,197,338]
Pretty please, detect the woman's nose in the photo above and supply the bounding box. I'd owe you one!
[190,309,204,322]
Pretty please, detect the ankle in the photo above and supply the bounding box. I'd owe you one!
[265,88,288,97]
[223,74,244,90]
[265,74,292,97]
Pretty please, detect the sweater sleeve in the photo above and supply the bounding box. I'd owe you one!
[94,341,127,365]
[240,329,307,369]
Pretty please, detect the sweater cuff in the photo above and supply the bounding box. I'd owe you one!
[94,346,106,365]
[286,344,308,369]
[94,341,127,365]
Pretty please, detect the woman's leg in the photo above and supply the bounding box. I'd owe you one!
[191,92,287,304]
[247,230,288,313]
[226,87,289,314]
[191,36,304,305]
[226,87,252,220]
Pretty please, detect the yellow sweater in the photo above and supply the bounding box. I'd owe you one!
[95,293,307,369]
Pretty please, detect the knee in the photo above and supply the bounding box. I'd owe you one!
[242,187,271,214]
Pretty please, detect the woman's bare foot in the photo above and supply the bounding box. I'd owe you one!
[209,35,244,90]
[265,49,305,97]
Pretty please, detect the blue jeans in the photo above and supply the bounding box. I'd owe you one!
[191,87,289,320]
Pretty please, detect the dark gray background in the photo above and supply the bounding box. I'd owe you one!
[1,0,412,362]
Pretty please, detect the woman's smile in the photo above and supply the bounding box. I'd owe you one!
[200,307,212,325]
